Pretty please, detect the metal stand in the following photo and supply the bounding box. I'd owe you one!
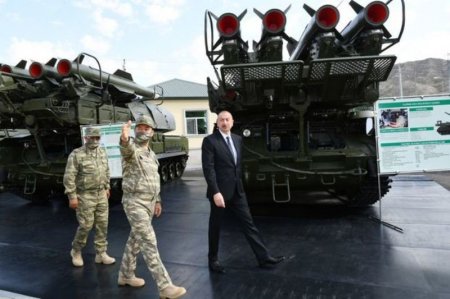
[372,120,404,233]
[369,171,404,233]
[369,215,403,233]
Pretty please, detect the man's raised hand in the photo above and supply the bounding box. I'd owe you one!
[121,120,132,142]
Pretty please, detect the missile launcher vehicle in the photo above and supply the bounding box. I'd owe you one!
[0,53,188,202]
[204,0,405,206]
[435,113,450,135]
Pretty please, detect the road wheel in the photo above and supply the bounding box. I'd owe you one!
[109,179,123,204]
[160,165,169,183]
[168,163,176,180]
[175,161,184,177]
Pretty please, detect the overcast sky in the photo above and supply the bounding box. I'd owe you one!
[1,0,449,87]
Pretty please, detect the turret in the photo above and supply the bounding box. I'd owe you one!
[1,53,175,133]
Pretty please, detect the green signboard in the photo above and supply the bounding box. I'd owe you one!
[81,123,132,178]
[375,95,450,174]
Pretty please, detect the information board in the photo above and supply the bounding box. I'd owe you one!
[80,123,135,178]
[375,95,450,174]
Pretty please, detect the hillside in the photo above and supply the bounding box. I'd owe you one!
[379,58,450,98]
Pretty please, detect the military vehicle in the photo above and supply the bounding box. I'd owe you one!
[0,53,188,203]
[204,0,405,206]
[436,113,450,135]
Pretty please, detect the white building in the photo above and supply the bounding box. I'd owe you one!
[149,78,216,150]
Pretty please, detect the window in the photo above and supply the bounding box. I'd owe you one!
[185,110,207,135]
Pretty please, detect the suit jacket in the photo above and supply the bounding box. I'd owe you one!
[202,129,245,201]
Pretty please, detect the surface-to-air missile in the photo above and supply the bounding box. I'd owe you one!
[204,0,405,206]
[0,53,188,202]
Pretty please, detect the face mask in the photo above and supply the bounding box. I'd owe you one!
[86,138,100,149]
[135,131,152,144]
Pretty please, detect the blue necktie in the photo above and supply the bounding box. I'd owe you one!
[226,136,236,164]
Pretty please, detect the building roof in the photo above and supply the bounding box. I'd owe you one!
[149,78,208,98]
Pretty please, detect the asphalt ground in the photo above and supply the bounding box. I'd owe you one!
[0,149,449,299]
[423,171,450,191]
[1,168,450,298]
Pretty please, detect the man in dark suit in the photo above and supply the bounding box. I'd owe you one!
[201,110,285,273]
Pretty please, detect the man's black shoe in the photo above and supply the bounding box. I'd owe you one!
[258,256,285,268]
[209,260,226,274]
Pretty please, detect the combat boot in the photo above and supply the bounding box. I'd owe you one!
[159,284,186,299]
[95,252,116,264]
[118,273,145,287]
[70,249,84,267]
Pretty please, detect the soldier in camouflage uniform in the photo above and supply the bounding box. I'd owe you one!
[118,115,186,299]
[63,126,115,267]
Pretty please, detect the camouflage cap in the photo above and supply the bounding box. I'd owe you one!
[84,127,101,137]
[135,115,155,128]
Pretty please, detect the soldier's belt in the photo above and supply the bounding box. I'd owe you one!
[79,187,106,192]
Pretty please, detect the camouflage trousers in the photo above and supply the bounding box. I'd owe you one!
[72,189,109,254]
[119,193,172,291]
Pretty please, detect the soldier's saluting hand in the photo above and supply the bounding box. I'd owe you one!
[121,120,132,142]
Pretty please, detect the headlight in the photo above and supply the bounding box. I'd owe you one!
[243,129,251,137]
